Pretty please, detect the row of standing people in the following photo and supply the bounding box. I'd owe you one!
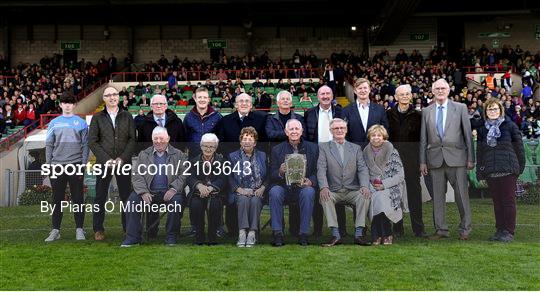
[43,78,525,245]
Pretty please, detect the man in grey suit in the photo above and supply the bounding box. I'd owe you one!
[317,118,371,246]
[121,127,187,247]
[420,78,474,240]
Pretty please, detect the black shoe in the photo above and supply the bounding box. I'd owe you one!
[272,233,284,247]
[186,228,197,237]
[298,233,309,246]
[207,242,220,246]
[193,242,204,246]
[415,231,428,238]
[489,229,504,241]
[216,226,226,238]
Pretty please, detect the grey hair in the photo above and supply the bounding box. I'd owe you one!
[276,90,292,102]
[431,78,449,90]
[396,84,412,94]
[329,118,348,128]
[150,94,167,104]
[200,133,219,145]
[285,118,303,130]
[235,93,252,103]
[151,126,169,138]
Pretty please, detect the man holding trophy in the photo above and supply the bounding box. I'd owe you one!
[268,119,319,247]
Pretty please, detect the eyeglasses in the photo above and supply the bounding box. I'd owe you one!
[487,108,500,112]
[331,127,347,131]
[433,87,448,91]
[151,103,167,106]
[103,93,119,98]
[201,145,217,149]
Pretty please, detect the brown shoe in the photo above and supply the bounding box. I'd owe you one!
[322,236,342,247]
[94,231,106,241]
[429,233,449,240]
[354,235,372,246]
[459,234,469,241]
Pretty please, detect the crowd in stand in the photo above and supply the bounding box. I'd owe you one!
[1,45,538,139]
[0,53,118,137]
[129,45,539,138]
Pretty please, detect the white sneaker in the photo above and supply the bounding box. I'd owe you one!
[75,228,86,240]
[44,229,60,242]
[237,229,247,247]
[246,230,256,248]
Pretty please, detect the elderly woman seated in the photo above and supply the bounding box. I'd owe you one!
[187,133,226,245]
[228,127,269,247]
[363,125,406,245]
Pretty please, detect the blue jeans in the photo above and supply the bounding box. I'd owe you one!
[269,185,315,235]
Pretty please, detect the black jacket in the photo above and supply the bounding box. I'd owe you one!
[136,109,185,153]
[476,117,525,179]
[216,110,268,155]
[387,105,421,169]
[88,108,136,163]
[303,104,343,143]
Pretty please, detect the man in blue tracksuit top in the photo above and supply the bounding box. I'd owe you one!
[44,93,89,242]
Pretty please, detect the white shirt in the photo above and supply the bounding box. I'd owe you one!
[435,99,448,132]
[357,101,370,132]
[107,107,119,128]
[317,106,333,143]
[328,71,334,81]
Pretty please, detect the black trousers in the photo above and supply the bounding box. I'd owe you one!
[191,195,222,244]
[394,171,425,235]
[372,213,392,239]
[50,166,84,229]
[93,172,132,232]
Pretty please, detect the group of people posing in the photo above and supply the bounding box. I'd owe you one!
[43,76,525,247]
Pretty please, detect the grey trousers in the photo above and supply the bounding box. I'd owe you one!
[236,194,263,231]
[430,164,472,236]
[320,189,369,229]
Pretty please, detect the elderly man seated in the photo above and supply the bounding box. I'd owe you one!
[268,119,319,246]
[121,127,187,247]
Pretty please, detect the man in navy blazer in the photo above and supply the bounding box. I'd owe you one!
[343,78,389,147]
[269,119,319,247]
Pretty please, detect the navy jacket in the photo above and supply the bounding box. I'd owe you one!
[303,104,343,143]
[183,106,222,157]
[216,110,268,155]
[136,109,185,153]
[265,111,305,142]
[186,153,227,200]
[228,148,269,204]
[270,139,319,188]
[476,117,525,179]
[342,101,389,147]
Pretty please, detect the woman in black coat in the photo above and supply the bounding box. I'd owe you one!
[476,98,525,243]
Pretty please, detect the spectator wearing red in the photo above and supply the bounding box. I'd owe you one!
[14,104,27,126]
